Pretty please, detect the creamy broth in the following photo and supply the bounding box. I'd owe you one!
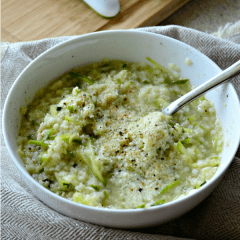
[18,59,223,209]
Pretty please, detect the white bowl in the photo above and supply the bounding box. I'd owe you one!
[3,30,240,228]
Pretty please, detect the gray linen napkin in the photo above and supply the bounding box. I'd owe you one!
[1,26,240,240]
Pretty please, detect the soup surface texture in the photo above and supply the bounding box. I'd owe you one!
[18,59,223,209]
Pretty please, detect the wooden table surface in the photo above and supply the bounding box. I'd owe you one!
[2,0,190,43]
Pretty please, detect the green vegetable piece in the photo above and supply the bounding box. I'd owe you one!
[176,79,189,84]
[61,182,74,190]
[200,180,206,187]
[72,192,91,206]
[62,183,72,188]
[102,63,110,67]
[61,134,70,143]
[90,185,101,191]
[64,116,80,125]
[163,76,189,85]
[39,153,49,164]
[169,79,188,85]
[187,115,196,122]
[116,78,122,84]
[192,156,220,168]
[65,116,73,122]
[146,57,174,77]
[28,140,48,148]
[69,72,94,85]
[80,143,106,186]
[143,80,149,84]
[183,128,192,133]
[32,120,36,126]
[177,140,192,163]
[72,138,82,145]
[160,180,181,194]
[146,57,189,84]
[43,178,54,188]
[67,105,74,113]
[152,199,165,206]
[181,138,191,145]
[42,132,50,141]
[163,77,173,84]
[55,173,75,191]
[136,204,146,209]
[61,134,82,144]
[67,151,76,158]
[92,159,107,186]
[42,129,55,141]
[122,63,128,70]
[196,180,207,189]
[48,136,56,140]
[75,88,81,93]
[103,190,109,198]
[89,136,95,144]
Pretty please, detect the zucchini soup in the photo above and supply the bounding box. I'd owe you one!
[17,58,223,209]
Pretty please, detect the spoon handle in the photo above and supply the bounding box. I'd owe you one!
[162,60,240,115]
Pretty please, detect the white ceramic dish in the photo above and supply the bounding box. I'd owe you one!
[3,30,240,228]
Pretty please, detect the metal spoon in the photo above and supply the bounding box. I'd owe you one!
[162,60,240,115]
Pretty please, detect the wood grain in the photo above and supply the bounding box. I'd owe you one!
[2,0,190,43]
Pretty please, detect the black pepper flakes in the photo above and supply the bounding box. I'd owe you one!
[138,188,143,192]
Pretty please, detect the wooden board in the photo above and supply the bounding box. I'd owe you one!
[2,0,190,43]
